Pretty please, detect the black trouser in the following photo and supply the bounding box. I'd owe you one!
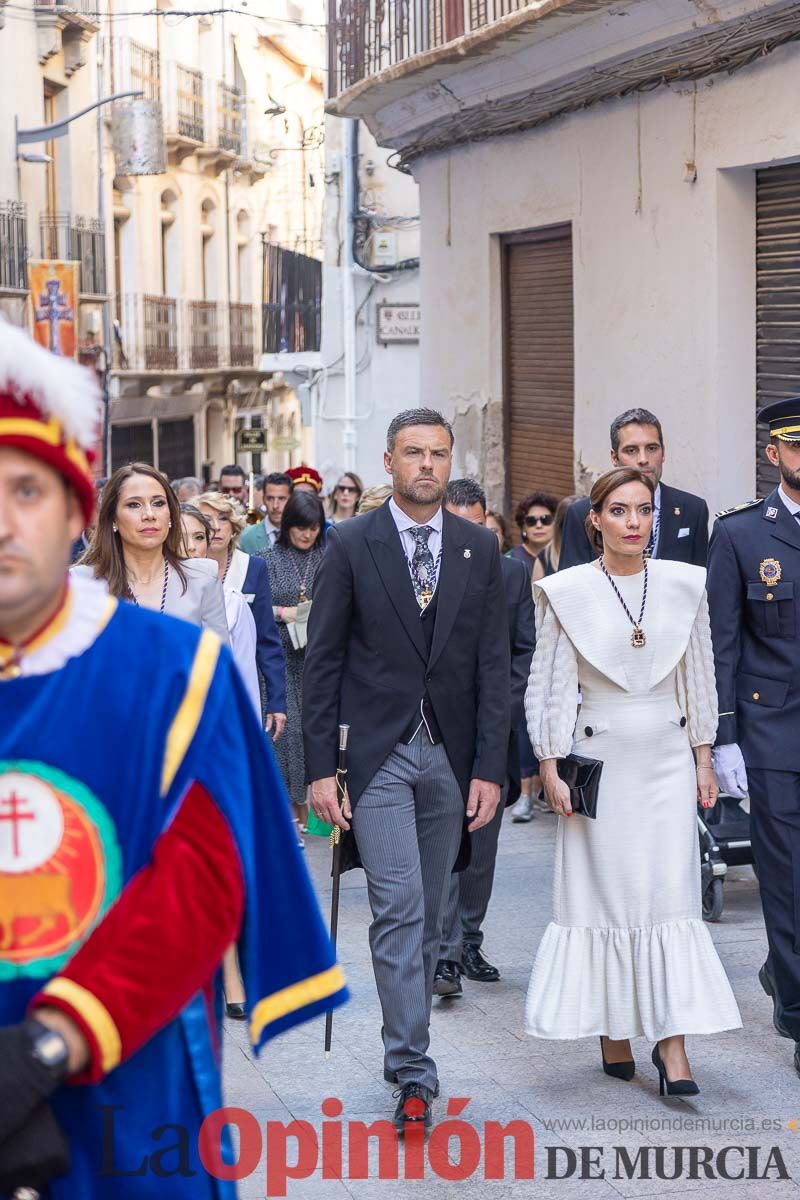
[749,768,800,1040]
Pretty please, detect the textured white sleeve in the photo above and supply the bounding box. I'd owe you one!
[678,589,719,748]
[524,592,579,760]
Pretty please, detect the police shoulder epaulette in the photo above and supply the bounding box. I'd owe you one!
[715,498,764,519]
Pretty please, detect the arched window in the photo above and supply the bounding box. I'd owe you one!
[236,209,252,303]
[160,189,179,297]
[200,198,216,301]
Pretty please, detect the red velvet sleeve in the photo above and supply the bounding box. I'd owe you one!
[29,782,245,1084]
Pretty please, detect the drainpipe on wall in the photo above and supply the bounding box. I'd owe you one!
[341,118,358,472]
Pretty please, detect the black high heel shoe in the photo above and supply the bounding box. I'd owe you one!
[600,1036,635,1081]
[651,1044,700,1097]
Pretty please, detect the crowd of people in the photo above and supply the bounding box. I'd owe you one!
[4,310,800,1193]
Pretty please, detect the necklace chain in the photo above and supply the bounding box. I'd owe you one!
[129,560,169,614]
[288,545,317,603]
[599,556,648,647]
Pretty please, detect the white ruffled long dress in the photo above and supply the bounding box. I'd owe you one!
[524,559,741,1041]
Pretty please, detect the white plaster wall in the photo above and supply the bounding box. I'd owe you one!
[413,42,800,514]
[314,118,421,491]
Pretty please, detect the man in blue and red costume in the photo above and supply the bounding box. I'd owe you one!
[0,318,347,1197]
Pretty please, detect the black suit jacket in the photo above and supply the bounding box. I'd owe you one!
[501,554,536,805]
[558,483,709,570]
[303,500,511,809]
[707,488,800,771]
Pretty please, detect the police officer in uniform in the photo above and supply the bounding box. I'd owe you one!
[707,397,800,1074]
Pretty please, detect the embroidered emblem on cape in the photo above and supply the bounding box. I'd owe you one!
[759,558,782,585]
[0,761,122,978]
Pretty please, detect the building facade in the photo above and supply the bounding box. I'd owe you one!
[0,0,326,483]
[328,0,800,515]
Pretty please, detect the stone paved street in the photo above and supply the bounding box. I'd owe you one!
[223,809,800,1199]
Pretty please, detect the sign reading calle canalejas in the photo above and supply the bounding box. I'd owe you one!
[376,302,420,345]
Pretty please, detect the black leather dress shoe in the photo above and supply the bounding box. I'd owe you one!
[225,1002,247,1020]
[384,1067,439,1095]
[461,943,500,982]
[393,1083,434,1133]
[432,959,462,997]
[759,962,792,1039]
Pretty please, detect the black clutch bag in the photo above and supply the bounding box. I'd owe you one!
[556,753,603,819]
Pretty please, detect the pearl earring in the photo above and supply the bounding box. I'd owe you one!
[112,524,118,533]
[168,520,173,529]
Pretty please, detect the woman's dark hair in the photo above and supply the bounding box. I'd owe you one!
[514,491,557,530]
[486,510,508,553]
[585,468,655,551]
[329,471,364,518]
[179,503,212,548]
[82,462,187,598]
[546,494,577,570]
[278,490,326,549]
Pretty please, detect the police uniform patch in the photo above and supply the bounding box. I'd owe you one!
[766,506,779,520]
[716,499,764,519]
[759,558,782,584]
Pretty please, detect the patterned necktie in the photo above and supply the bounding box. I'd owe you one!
[645,503,661,559]
[409,525,436,610]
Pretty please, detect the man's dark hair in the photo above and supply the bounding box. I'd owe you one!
[446,478,486,513]
[277,490,326,549]
[610,408,664,452]
[220,464,246,480]
[386,408,454,453]
[265,472,293,491]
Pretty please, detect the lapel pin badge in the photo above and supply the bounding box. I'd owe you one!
[464,548,471,559]
[766,506,779,520]
[674,507,681,516]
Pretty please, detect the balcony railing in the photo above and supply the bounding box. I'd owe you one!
[329,0,531,93]
[39,213,107,296]
[36,0,98,17]
[262,244,322,354]
[117,297,260,371]
[188,300,219,368]
[0,201,28,292]
[229,302,257,366]
[216,83,243,155]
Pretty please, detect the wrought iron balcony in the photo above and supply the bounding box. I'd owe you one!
[187,300,220,369]
[39,213,107,296]
[163,61,205,157]
[328,0,530,93]
[229,303,257,367]
[262,243,322,354]
[216,83,243,155]
[0,201,29,293]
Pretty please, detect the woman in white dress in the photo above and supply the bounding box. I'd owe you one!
[525,467,741,1095]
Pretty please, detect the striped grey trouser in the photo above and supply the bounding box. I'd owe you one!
[352,737,464,1092]
[439,783,507,960]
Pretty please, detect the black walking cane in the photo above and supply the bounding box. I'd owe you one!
[324,722,349,1056]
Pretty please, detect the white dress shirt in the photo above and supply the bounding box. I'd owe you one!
[778,483,800,518]
[388,496,443,569]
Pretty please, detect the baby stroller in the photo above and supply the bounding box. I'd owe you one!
[698,795,753,922]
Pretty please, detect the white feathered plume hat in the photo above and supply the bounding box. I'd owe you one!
[0,318,101,522]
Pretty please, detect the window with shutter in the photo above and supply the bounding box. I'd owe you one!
[502,224,575,511]
[756,164,800,496]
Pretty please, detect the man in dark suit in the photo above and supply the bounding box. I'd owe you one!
[707,396,800,1077]
[433,479,535,997]
[303,410,510,1131]
[559,407,709,569]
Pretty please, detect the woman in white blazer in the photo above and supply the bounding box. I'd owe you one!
[76,462,228,643]
[525,467,740,1096]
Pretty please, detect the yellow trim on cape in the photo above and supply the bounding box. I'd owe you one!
[0,587,75,675]
[41,977,122,1075]
[0,416,90,474]
[160,630,221,796]
[249,964,347,1043]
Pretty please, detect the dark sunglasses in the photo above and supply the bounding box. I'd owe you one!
[337,484,358,494]
[524,514,554,528]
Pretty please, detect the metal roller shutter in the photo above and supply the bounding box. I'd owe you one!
[756,164,800,496]
[502,224,575,511]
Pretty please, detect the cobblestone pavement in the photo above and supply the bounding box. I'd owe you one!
[223,809,800,1199]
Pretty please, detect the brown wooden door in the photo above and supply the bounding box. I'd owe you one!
[503,225,575,508]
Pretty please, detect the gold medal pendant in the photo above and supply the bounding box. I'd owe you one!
[631,627,646,648]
